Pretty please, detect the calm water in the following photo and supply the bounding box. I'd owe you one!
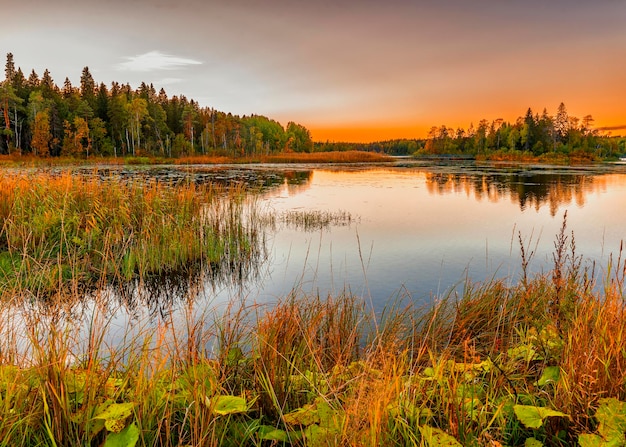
[224,161,626,312]
[8,161,626,348]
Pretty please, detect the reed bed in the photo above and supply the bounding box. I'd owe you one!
[254,151,394,164]
[0,181,625,446]
[258,209,355,232]
[0,171,260,300]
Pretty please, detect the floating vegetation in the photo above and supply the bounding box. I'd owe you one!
[259,209,356,232]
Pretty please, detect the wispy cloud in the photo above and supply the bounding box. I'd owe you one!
[117,51,202,72]
[156,77,184,86]
[597,125,626,131]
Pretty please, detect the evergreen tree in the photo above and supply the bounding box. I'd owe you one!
[554,102,569,145]
[4,53,15,83]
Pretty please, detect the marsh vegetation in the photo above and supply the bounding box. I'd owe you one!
[0,165,625,446]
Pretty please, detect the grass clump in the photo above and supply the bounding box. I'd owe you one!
[0,171,260,298]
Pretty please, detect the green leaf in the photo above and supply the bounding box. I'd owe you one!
[513,405,568,429]
[284,404,320,426]
[210,395,248,415]
[508,344,540,362]
[596,398,626,441]
[257,425,290,442]
[536,366,560,386]
[578,434,606,447]
[419,425,463,446]
[525,438,543,447]
[104,422,139,447]
[93,402,135,433]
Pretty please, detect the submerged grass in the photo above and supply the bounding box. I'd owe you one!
[0,180,625,445]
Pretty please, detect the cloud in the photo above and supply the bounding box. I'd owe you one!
[117,51,202,72]
[597,125,626,132]
[155,77,184,86]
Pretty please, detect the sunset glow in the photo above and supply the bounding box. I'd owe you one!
[5,0,626,142]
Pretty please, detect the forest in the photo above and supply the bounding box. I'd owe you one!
[0,53,313,158]
[316,106,626,159]
[1,52,624,160]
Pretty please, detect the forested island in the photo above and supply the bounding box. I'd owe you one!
[1,52,624,161]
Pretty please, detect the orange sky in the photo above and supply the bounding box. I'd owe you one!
[5,0,626,142]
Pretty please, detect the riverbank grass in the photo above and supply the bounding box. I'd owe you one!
[0,172,258,298]
[0,212,625,445]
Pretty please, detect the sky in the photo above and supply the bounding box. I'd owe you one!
[4,0,626,142]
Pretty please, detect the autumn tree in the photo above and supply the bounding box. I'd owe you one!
[286,121,313,152]
[31,109,51,156]
[62,116,90,156]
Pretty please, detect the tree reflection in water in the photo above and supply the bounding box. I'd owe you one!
[423,164,609,216]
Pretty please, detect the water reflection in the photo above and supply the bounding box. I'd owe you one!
[423,165,610,216]
[14,162,626,319]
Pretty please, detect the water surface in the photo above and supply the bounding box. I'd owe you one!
[203,160,626,313]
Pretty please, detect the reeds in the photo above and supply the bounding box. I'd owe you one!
[0,171,261,300]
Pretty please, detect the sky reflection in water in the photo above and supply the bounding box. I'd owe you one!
[244,164,626,312]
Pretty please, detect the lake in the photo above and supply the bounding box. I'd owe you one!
[10,160,626,346]
[230,160,626,313]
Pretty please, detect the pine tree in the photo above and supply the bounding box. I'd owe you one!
[554,102,569,144]
[4,53,15,83]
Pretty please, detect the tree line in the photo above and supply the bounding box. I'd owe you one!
[0,53,313,158]
[419,104,624,159]
[316,106,625,159]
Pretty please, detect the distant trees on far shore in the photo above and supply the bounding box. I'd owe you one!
[2,53,624,160]
[0,53,313,158]
[316,105,625,160]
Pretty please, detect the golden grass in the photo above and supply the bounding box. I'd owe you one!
[0,171,260,299]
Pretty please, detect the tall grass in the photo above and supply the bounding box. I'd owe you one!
[1,188,625,445]
[0,171,261,300]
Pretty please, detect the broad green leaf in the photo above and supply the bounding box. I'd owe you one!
[596,398,626,441]
[422,367,435,378]
[525,437,543,447]
[508,344,540,362]
[104,422,139,447]
[210,395,248,415]
[536,366,560,386]
[315,398,343,429]
[419,425,463,446]
[513,405,568,429]
[257,425,290,442]
[94,402,135,433]
[578,434,606,447]
[578,433,626,447]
